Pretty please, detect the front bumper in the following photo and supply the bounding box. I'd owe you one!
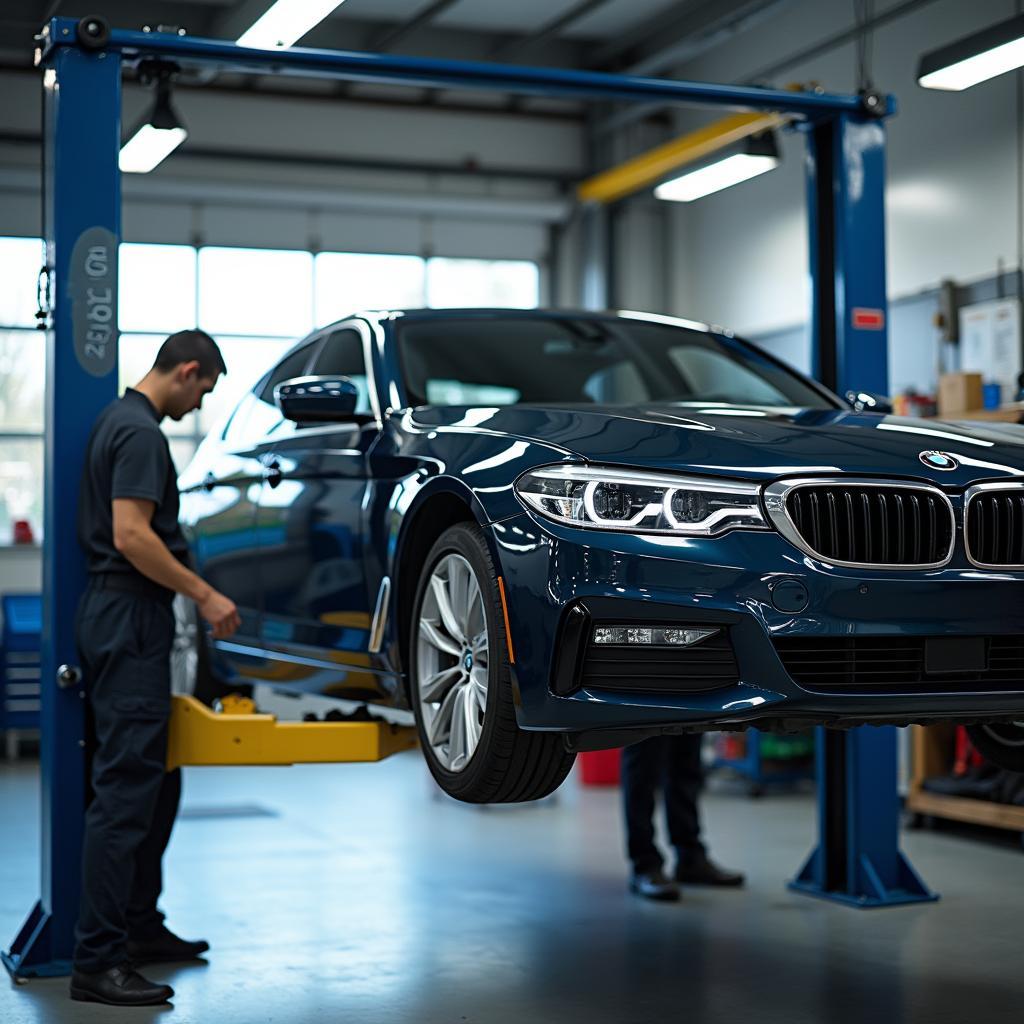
[490,512,1024,735]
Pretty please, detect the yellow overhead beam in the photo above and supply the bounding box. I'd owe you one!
[166,694,418,771]
[577,110,788,205]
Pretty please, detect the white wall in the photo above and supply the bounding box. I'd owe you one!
[0,548,42,596]
[661,0,1021,338]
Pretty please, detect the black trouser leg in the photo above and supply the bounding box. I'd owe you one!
[664,733,707,867]
[621,737,668,874]
[73,589,175,974]
[126,767,181,939]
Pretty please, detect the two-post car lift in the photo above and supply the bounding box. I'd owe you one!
[4,14,934,980]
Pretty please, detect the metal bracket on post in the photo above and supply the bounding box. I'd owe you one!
[790,727,937,907]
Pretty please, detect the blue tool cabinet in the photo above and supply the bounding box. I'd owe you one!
[1,594,43,758]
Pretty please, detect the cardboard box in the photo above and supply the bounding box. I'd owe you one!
[938,372,983,416]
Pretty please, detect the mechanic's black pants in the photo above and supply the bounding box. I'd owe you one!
[621,734,706,874]
[73,585,179,973]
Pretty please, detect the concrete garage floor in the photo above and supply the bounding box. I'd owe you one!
[2,752,1023,1024]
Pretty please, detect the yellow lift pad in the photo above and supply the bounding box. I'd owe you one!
[167,695,419,771]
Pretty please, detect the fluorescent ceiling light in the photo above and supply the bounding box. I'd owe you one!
[119,125,187,174]
[654,132,780,203]
[237,0,347,49]
[119,82,187,174]
[918,13,1024,91]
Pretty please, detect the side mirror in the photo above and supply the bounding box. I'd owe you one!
[845,390,893,415]
[275,376,359,423]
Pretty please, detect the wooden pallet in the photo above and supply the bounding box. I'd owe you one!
[906,723,1024,833]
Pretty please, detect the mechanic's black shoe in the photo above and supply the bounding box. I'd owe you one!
[675,856,745,887]
[69,963,173,1006]
[127,924,210,964]
[629,869,681,902]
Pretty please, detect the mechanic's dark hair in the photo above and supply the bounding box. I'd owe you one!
[153,329,227,379]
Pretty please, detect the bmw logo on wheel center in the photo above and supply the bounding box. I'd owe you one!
[919,450,960,471]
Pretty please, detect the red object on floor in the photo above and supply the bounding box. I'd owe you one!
[12,520,34,545]
[579,748,622,786]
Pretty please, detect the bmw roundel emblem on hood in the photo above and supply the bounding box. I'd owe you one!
[919,451,959,471]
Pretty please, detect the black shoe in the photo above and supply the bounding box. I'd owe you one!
[70,963,173,1006]
[675,856,745,887]
[629,869,681,902]
[126,924,210,964]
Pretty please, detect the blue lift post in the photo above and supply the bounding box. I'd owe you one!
[790,113,937,907]
[3,17,930,980]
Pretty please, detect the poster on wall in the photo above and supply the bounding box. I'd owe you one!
[959,298,1022,401]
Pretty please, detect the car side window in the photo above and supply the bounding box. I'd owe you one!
[308,328,372,416]
[222,343,315,448]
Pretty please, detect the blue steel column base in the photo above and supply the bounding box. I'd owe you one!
[787,726,939,910]
[788,847,938,908]
[2,901,73,978]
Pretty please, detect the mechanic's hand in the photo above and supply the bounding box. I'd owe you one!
[199,589,241,639]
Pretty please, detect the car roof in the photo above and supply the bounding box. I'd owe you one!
[337,307,731,337]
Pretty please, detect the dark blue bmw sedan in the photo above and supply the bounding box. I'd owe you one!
[177,308,1024,802]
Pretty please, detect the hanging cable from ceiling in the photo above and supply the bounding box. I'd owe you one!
[853,0,876,94]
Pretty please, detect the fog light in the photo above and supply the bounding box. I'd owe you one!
[593,626,718,647]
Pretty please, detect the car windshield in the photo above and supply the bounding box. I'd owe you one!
[397,315,835,410]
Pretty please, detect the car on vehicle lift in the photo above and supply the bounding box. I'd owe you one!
[173,308,1024,802]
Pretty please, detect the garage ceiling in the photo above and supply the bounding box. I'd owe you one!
[0,0,788,82]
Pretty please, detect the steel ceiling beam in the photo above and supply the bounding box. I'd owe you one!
[39,20,879,117]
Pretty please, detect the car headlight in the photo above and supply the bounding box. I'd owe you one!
[515,464,767,536]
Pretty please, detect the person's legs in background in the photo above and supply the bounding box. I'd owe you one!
[665,734,745,888]
[621,737,680,901]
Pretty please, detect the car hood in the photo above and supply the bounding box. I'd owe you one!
[411,404,1024,486]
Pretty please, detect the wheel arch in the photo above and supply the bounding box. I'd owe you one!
[391,483,487,691]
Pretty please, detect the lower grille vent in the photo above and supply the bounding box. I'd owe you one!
[774,635,1024,693]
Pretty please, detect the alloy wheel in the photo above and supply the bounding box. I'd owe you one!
[415,553,490,772]
[170,596,198,695]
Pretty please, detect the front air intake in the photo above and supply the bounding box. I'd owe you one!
[766,480,955,568]
[965,487,1024,568]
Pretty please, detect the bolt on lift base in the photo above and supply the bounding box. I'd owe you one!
[166,694,418,770]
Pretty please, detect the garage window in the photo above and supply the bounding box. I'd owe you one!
[0,236,542,542]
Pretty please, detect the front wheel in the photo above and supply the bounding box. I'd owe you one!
[410,523,575,803]
[967,722,1024,774]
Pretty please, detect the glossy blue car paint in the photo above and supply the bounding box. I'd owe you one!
[178,309,1024,741]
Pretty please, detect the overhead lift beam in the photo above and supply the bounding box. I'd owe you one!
[4,15,928,981]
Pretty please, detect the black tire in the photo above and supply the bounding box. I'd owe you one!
[409,522,575,803]
[967,722,1024,774]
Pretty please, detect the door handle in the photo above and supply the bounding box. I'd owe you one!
[264,459,283,489]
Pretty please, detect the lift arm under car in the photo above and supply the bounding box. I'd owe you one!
[166,695,418,771]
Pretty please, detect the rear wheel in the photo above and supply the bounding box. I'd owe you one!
[410,523,575,803]
[967,722,1024,774]
[170,596,200,697]
[170,596,250,706]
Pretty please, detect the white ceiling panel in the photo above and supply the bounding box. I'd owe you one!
[562,0,687,40]
[432,0,592,35]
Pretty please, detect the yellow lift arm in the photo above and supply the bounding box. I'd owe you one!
[577,110,788,205]
[166,694,418,771]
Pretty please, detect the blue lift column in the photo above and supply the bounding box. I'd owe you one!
[791,109,937,908]
[2,21,122,976]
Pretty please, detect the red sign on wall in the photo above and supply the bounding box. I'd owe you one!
[852,307,885,330]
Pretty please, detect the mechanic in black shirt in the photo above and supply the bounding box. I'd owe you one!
[70,329,241,1008]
